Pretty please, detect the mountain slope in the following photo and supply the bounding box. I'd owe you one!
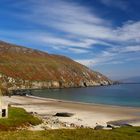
[0,40,112,90]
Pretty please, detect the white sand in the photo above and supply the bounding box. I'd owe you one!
[3,96,140,130]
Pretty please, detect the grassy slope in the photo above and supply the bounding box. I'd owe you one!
[0,127,140,140]
[0,107,42,130]
[0,41,110,83]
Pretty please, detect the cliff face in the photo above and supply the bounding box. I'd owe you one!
[0,41,112,90]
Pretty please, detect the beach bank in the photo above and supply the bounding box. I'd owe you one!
[3,96,140,130]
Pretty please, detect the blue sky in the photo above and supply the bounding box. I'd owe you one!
[0,0,140,80]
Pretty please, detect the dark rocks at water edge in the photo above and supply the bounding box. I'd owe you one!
[0,40,112,92]
[11,89,33,96]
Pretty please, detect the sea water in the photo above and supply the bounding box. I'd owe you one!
[32,84,140,107]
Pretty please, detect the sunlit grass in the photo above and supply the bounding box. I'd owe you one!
[0,127,140,140]
[0,107,42,130]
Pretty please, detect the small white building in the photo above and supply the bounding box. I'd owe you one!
[0,89,8,118]
[0,104,8,118]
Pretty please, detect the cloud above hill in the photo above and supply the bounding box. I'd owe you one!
[0,0,140,79]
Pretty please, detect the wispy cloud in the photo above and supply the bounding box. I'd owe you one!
[10,0,140,44]
[76,44,140,67]
[100,0,128,10]
[68,48,90,54]
[0,0,140,68]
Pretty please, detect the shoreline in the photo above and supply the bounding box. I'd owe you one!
[26,95,140,109]
[3,95,140,130]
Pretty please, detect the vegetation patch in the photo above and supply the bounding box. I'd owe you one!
[0,107,42,131]
[0,127,140,140]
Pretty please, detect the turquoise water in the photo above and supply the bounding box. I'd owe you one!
[32,84,140,107]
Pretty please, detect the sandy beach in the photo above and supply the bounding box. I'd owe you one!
[3,95,140,130]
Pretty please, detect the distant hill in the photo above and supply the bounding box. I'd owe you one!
[0,40,112,90]
[120,76,140,83]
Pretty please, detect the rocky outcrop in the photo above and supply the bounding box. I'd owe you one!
[0,40,112,91]
[0,73,112,91]
[54,112,74,117]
